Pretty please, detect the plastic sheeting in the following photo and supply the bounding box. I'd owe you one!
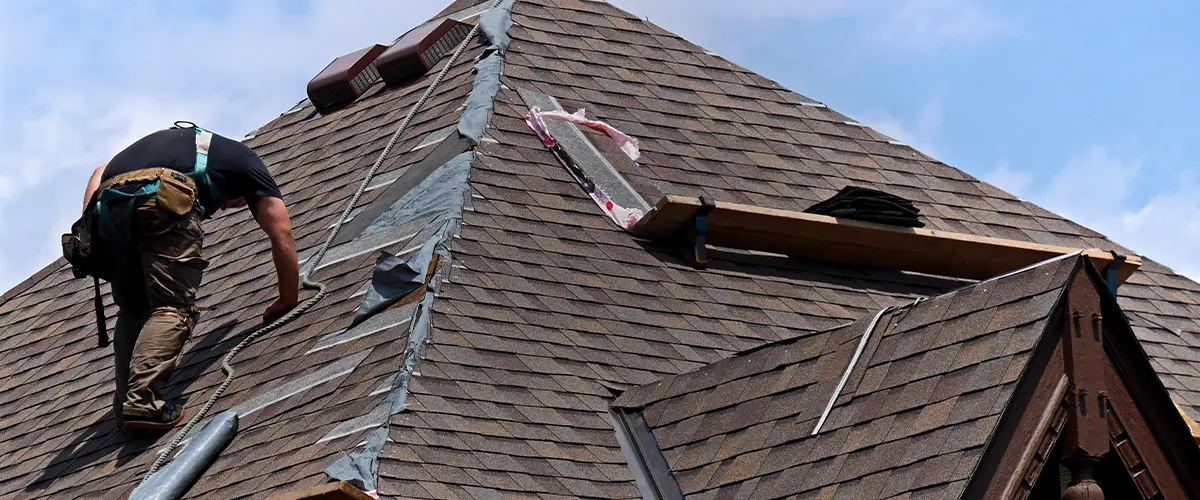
[525,106,645,230]
[530,108,641,161]
[457,0,515,144]
[324,427,387,497]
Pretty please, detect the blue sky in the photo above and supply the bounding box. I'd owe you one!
[1,0,1197,292]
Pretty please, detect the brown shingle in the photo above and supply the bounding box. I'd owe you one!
[5,1,1200,499]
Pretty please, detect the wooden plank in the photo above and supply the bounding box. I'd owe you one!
[1179,403,1200,445]
[266,481,375,500]
[630,195,701,240]
[633,196,1142,283]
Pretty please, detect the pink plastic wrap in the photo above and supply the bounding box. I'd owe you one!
[531,108,641,160]
[525,107,644,230]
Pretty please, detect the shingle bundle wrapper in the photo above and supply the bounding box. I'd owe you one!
[805,186,925,228]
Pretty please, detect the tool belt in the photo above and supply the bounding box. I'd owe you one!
[62,168,199,348]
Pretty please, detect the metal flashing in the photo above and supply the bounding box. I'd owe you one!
[162,349,371,454]
[231,349,372,418]
[612,408,685,500]
[811,307,892,435]
[312,229,421,272]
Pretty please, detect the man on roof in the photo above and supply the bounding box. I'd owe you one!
[78,122,300,433]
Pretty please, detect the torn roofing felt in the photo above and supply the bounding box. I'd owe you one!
[457,0,514,144]
[325,1,515,490]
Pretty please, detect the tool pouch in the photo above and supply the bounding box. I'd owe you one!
[62,210,100,280]
[157,170,198,216]
[61,209,110,348]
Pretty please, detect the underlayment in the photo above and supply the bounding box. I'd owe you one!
[324,0,516,488]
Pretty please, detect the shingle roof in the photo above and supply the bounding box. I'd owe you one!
[612,256,1077,499]
[1,0,1199,498]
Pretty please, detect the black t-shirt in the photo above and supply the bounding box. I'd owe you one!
[103,128,281,216]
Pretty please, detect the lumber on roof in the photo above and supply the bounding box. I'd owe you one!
[1180,404,1200,445]
[634,196,1142,284]
[265,481,375,500]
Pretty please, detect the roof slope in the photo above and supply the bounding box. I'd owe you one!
[0,0,1199,498]
[612,257,1075,498]
[0,27,491,499]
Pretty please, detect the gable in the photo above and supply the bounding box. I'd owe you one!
[969,261,1200,499]
[611,256,1076,498]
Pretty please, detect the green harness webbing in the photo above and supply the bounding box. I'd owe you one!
[96,125,225,245]
[97,181,160,249]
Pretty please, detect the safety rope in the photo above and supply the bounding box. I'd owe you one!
[141,3,499,482]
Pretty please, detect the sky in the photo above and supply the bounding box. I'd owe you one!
[1,0,1198,292]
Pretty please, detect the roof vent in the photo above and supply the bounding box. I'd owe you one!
[377,19,474,87]
[307,44,389,114]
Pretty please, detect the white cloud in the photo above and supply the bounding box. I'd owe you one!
[0,0,447,292]
[610,0,1010,54]
[982,162,1031,198]
[859,99,944,158]
[878,0,1014,52]
[987,147,1200,280]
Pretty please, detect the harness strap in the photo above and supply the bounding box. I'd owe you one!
[93,276,109,348]
[192,128,223,218]
[97,179,160,250]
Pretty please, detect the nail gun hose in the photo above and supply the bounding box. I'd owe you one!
[141,3,501,483]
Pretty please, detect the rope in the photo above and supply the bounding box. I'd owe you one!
[141,5,498,482]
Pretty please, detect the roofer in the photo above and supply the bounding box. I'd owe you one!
[76,122,300,433]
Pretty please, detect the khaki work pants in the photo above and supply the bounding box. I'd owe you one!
[96,192,207,423]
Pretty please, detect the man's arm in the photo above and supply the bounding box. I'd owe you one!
[82,165,106,213]
[253,196,300,320]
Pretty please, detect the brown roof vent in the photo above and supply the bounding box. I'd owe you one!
[377,19,474,87]
[306,44,389,114]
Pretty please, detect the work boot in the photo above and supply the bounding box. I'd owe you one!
[123,402,186,433]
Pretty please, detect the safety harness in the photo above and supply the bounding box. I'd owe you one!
[96,122,226,247]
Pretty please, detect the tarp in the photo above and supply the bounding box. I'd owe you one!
[457,0,516,144]
[324,427,387,497]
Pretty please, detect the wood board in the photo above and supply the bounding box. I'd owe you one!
[633,195,1142,283]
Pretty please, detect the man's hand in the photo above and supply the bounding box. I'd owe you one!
[264,297,299,323]
[253,196,301,322]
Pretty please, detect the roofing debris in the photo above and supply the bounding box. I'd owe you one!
[805,186,925,228]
